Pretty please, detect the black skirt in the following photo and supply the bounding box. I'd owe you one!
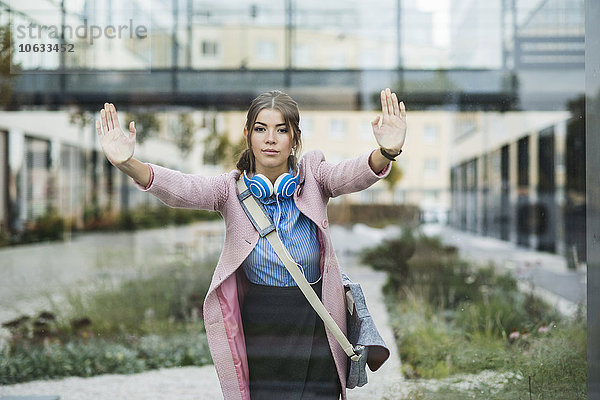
[241,280,341,400]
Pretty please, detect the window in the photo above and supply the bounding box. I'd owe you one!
[360,121,372,140]
[328,48,346,69]
[299,117,313,139]
[256,40,277,62]
[424,190,439,203]
[423,125,439,144]
[201,40,219,57]
[424,158,439,177]
[329,119,346,140]
[294,44,312,67]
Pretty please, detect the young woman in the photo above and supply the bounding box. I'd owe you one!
[96,88,407,400]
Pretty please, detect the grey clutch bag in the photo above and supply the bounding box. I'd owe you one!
[342,271,390,388]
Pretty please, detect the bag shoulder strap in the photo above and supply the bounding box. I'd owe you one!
[236,178,360,361]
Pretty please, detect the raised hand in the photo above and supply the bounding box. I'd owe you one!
[371,88,406,153]
[96,103,136,166]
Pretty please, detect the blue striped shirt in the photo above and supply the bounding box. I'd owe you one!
[241,194,321,286]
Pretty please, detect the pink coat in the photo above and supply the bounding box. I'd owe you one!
[136,149,389,399]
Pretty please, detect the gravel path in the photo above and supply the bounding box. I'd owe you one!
[0,366,223,400]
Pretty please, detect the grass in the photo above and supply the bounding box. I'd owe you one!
[56,262,213,337]
[362,228,587,400]
[0,258,216,384]
[1,332,211,384]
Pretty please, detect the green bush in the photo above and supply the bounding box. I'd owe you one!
[360,228,416,291]
[505,320,587,399]
[0,333,212,385]
[20,210,66,243]
[60,261,213,337]
[117,205,220,231]
[366,230,560,335]
[0,260,216,385]
[0,230,10,247]
[455,290,561,339]
[137,334,211,369]
[396,319,587,399]
[0,340,145,384]
[364,230,586,399]
[394,296,513,379]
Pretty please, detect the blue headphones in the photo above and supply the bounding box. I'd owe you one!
[243,170,299,200]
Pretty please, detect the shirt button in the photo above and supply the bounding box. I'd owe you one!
[322,219,329,229]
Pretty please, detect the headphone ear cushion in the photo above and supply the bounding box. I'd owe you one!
[274,173,298,199]
[246,172,273,199]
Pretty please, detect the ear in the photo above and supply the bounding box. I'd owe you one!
[243,127,248,138]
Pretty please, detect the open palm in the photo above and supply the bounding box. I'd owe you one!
[371,88,407,152]
[96,103,136,166]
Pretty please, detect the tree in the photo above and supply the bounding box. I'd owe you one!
[69,109,93,129]
[124,112,161,144]
[202,114,246,168]
[0,23,22,108]
[384,162,403,193]
[170,113,196,157]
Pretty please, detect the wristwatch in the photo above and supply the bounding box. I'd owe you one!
[380,147,402,161]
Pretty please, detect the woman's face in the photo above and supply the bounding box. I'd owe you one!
[247,108,294,178]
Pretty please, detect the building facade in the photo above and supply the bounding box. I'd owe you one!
[450,109,586,261]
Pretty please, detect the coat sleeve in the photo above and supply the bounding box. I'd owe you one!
[133,163,229,212]
[311,149,391,199]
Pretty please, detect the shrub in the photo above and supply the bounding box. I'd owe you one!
[0,340,145,384]
[367,230,586,399]
[505,320,587,399]
[455,290,562,339]
[327,203,420,227]
[360,228,416,291]
[59,261,213,337]
[0,333,212,385]
[20,210,65,243]
[137,333,211,369]
[0,259,216,385]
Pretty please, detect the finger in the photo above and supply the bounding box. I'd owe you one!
[380,90,390,116]
[385,88,394,116]
[101,106,109,133]
[110,103,121,130]
[129,121,136,138]
[400,101,406,119]
[371,115,381,127]
[392,92,400,116]
[104,103,113,130]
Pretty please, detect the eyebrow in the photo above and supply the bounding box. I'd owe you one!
[255,121,287,127]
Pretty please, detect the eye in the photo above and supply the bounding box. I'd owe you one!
[253,126,265,132]
[277,127,289,133]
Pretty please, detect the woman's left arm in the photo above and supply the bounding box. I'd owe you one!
[368,88,407,174]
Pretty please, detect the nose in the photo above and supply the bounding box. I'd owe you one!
[264,129,277,143]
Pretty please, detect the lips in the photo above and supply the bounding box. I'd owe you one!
[262,149,279,155]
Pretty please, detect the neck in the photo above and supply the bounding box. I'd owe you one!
[255,165,289,184]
